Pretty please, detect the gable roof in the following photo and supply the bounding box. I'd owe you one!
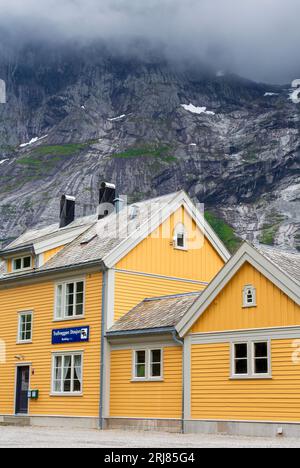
[107,291,202,337]
[0,190,230,283]
[176,242,300,337]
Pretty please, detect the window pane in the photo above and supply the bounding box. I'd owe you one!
[235,359,248,375]
[76,304,83,316]
[177,234,184,247]
[76,282,84,293]
[14,259,22,270]
[136,351,146,364]
[23,257,31,268]
[151,350,161,363]
[151,363,161,377]
[54,380,61,392]
[255,358,268,374]
[67,283,74,294]
[136,364,145,378]
[235,343,247,359]
[254,342,268,358]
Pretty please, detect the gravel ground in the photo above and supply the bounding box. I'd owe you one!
[0,426,300,448]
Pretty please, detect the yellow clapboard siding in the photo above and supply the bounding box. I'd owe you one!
[114,272,206,321]
[43,246,65,264]
[191,262,300,333]
[191,340,300,422]
[117,207,224,282]
[110,347,183,418]
[0,272,102,417]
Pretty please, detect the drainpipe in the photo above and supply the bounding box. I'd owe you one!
[99,269,107,430]
[172,331,185,434]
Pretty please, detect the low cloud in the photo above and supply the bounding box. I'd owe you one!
[0,0,299,83]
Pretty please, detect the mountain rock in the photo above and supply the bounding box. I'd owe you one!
[0,42,299,251]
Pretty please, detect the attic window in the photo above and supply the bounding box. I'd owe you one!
[243,285,257,308]
[173,223,187,250]
[12,256,32,272]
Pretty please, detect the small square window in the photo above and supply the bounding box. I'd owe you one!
[243,285,256,307]
[12,256,32,272]
[231,340,271,379]
[133,349,163,381]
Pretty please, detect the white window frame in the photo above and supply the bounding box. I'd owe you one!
[243,284,257,308]
[51,351,84,396]
[12,256,32,273]
[54,278,86,321]
[231,340,271,379]
[132,348,164,382]
[173,223,188,251]
[17,311,33,344]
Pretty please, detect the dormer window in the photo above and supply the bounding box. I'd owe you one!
[174,223,187,250]
[243,285,256,308]
[12,256,32,272]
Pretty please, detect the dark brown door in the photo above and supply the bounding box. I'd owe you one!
[15,366,30,414]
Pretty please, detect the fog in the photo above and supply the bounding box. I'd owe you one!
[0,0,299,83]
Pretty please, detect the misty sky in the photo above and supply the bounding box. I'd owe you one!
[0,0,299,83]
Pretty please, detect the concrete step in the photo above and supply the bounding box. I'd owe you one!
[0,416,31,427]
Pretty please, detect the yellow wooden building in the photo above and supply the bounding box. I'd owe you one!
[0,185,229,430]
[1,184,299,437]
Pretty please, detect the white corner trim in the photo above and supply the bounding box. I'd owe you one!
[102,191,231,269]
[176,243,300,337]
[106,269,115,329]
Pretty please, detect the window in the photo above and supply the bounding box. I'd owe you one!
[18,312,33,343]
[173,223,187,250]
[12,256,32,272]
[231,341,271,379]
[52,353,83,395]
[133,349,163,381]
[55,280,85,320]
[243,285,256,307]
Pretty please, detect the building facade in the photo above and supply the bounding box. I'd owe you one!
[0,186,228,429]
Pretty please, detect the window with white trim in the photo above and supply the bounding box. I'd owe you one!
[133,349,163,380]
[173,223,187,250]
[55,280,85,320]
[232,341,271,378]
[18,312,33,343]
[243,285,256,307]
[52,353,83,394]
[12,256,32,272]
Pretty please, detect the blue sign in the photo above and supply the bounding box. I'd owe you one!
[52,326,90,345]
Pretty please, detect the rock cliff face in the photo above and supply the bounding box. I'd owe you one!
[0,42,299,251]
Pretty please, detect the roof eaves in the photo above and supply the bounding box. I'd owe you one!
[0,244,35,259]
[0,259,106,287]
[106,326,175,338]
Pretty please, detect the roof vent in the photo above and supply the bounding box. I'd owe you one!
[98,182,116,220]
[60,195,75,228]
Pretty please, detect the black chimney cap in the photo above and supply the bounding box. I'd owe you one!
[60,195,76,228]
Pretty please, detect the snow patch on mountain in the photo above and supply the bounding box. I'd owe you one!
[20,135,48,148]
[108,114,126,122]
[181,104,215,116]
[264,92,278,97]
[0,159,9,165]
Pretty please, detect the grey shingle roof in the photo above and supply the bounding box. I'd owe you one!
[0,192,180,280]
[258,247,300,285]
[107,291,202,334]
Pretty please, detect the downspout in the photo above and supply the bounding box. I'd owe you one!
[172,330,184,434]
[99,269,108,430]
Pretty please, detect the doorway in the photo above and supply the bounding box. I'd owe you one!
[15,366,30,414]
